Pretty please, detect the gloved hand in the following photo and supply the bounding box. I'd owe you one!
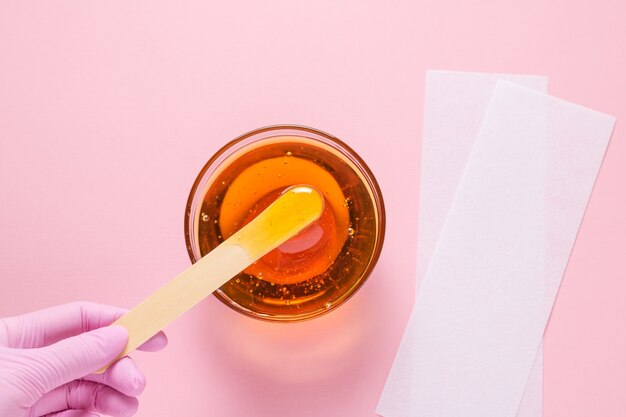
[0,302,168,417]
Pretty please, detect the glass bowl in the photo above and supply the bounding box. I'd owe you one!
[185,125,385,322]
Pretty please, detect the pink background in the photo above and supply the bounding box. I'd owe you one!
[0,1,624,416]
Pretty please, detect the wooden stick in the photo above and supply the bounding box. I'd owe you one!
[97,185,324,372]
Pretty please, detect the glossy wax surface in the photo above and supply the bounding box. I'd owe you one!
[195,135,382,321]
[218,153,349,285]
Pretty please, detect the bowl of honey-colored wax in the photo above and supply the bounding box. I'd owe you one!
[184,125,385,322]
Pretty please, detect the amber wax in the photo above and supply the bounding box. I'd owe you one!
[185,126,385,322]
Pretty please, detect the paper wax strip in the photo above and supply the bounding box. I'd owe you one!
[381,81,614,417]
[378,70,548,417]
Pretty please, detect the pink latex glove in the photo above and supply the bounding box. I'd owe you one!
[0,302,168,417]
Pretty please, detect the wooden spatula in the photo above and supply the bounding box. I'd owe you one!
[98,185,324,372]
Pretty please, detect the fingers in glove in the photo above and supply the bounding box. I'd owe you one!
[23,326,128,397]
[2,301,167,351]
[31,380,138,417]
[83,356,146,397]
[46,410,98,417]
